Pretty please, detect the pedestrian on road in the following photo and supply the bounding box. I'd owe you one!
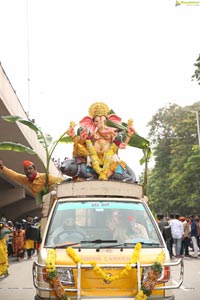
[0,221,13,277]
[170,213,184,258]
[196,216,200,248]
[6,220,14,257]
[168,214,175,258]
[33,216,41,254]
[180,216,191,257]
[25,222,35,259]
[190,215,199,258]
[0,159,63,197]
[157,213,172,258]
[12,222,25,261]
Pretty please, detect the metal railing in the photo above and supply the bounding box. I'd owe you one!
[33,258,184,299]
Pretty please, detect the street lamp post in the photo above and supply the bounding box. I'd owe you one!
[191,110,200,151]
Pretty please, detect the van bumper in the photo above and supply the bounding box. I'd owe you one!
[35,296,175,300]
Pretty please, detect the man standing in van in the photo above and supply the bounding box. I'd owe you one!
[0,159,63,197]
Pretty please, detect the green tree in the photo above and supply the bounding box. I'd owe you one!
[147,102,200,215]
[192,53,200,84]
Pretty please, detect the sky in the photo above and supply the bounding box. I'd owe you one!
[1,0,200,179]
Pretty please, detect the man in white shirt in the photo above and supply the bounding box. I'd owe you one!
[170,213,184,258]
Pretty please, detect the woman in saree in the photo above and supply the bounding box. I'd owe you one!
[0,221,12,277]
[12,222,25,261]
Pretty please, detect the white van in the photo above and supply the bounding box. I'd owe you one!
[33,180,183,300]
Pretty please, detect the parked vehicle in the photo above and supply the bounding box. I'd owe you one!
[33,180,183,300]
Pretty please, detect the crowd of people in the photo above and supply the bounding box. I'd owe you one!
[0,216,41,278]
[157,213,200,259]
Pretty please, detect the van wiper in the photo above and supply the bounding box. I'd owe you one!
[96,241,160,251]
[96,243,125,250]
[124,242,160,246]
[45,242,81,249]
[80,239,117,244]
[47,240,117,249]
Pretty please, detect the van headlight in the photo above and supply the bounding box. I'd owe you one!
[57,268,74,285]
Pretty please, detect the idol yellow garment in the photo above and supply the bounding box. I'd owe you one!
[1,166,63,196]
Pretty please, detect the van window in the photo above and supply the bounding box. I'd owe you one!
[45,200,162,248]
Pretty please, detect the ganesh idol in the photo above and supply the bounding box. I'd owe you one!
[66,102,135,180]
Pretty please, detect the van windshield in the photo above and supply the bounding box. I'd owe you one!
[45,200,161,248]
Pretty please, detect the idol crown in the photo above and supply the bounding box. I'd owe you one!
[89,102,110,118]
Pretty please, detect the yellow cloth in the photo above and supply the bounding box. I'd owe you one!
[25,239,34,249]
[0,230,10,276]
[2,166,63,197]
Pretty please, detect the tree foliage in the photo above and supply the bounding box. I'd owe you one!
[192,53,200,84]
[146,102,200,215]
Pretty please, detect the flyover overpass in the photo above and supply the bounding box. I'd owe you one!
[0,63,62,222]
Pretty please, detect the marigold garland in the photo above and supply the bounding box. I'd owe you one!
[135,251,166,300]
[45,249,69,300]
[85,140,118,180]
[45,244,165,300]
[66,242,142,282]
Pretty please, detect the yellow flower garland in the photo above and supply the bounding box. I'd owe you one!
[45,244,165,300]
[46,249,68,300]
[66,242,142,282]
[135,250,166,300]
[46,249,56,273]
[85,140,118,180]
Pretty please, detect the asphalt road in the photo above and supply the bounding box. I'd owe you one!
[1,252,200,300]
[0,254,35,300]
[173,254,200,300]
